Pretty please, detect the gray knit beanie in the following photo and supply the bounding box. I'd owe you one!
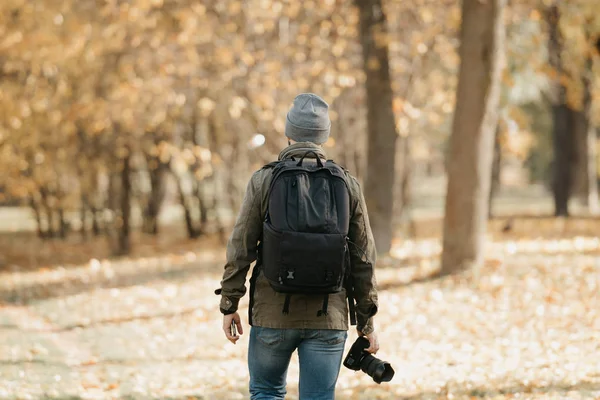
[285,93,331,144]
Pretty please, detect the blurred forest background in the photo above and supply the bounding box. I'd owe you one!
[1,0,600,399]
[0,0,599,259]
[0,0,598,256]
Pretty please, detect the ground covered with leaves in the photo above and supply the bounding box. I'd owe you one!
[1,219,600,399]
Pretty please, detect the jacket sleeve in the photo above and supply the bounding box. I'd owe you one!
[215,172,263,314]
[347,177,379,334]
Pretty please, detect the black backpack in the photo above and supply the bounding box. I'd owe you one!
[258,150,355,319]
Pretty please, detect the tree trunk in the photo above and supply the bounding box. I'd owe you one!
[29,196,44,238]
[585,125,599,214]
[117,151,131,255]
[198,183,209,227]
[552,107,574,217]
[143,159,168,235]
[571,40,598,214]
[356,0,398,254]
[190,115,209,231]
[547,4,574,217]
[40,188,55,239]
[80,195,88,239]
[399,138,411,219]
[393,134,411,237]
[80,208,87,239]
[488,125,502,218]
[58,208,67,239]
[441,0,506,275]
[106,171,120,252]
[226,138,243,214]
[213,184,227,245]
[206,114,227,242]
[91,207,101,236]
[176,174,199,239]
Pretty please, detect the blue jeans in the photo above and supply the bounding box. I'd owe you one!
[248,326,348,400]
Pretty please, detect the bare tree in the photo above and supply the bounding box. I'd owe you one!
[356,0,399,254]
[441,0,506,275]
[571,27,599,214]
[546,4,574,217]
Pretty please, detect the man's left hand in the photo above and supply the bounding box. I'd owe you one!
[222,312,243,344]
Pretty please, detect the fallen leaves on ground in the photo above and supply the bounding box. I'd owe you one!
[0,228,226,273]
[1,225,600,399]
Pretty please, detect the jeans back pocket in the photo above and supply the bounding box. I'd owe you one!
[317,329,347,345]
[256,327,285,346]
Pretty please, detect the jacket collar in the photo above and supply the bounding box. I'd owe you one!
[278,142,327,161]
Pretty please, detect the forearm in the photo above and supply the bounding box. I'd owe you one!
[217,223,261,314]
[215,173,263,314]
[217,261,251,314]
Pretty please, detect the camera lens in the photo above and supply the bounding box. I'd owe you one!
[360,354,395,384]
[343,337,395,384]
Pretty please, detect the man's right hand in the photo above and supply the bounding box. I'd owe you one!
[222,312,243,344]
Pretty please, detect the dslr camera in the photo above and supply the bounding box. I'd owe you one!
[343,336,394,384]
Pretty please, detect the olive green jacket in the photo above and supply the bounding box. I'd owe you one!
[216,142,379,334]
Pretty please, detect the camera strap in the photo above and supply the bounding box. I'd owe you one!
[317,294,329,317]
[345,244,357,325]
[248,241,265,326]
[346,286,357,325]
[282,294,291,314]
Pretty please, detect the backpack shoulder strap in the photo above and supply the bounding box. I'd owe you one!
[326,159,349,173]
[261,161,281,170]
